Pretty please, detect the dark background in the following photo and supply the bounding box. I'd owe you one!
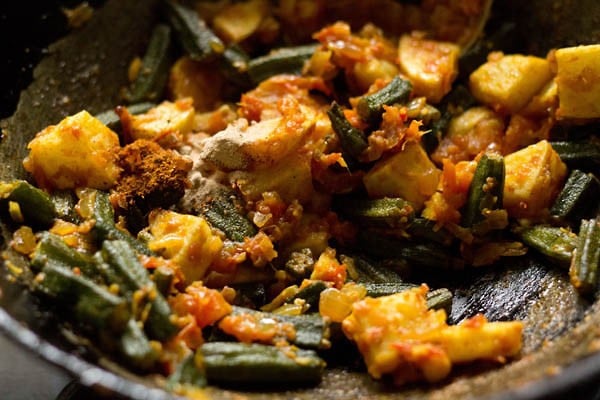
[0,1,105,118]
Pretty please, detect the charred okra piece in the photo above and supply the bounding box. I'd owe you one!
[327,102,368,160]
[518,225,578,269]
[334,196,415,228]
[569,218,600,296]
[164,0,224,62]
[101,240,177,341]
[462,153,505,228]
[551,170,600,224]
[0,180,56,227]
[127,24,173,103]
[200,342,325,385]
[356,76,412,124]
[247,43,319,85]
[35,263,129,332]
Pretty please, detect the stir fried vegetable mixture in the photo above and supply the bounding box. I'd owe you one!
[2,0,600,395]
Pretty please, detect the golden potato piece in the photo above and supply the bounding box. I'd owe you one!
[363,142,441,209]
[469,53,553,114]
[147,209,223,283]
[342,286,523,385]
[398,34,460,104]
[168,56,224,112]
[23,110,121,191]
[212,0,270,43]
[504,140,567,219]
[555,44,600,118]
[126,98,195,142]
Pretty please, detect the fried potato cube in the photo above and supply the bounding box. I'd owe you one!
[212,0,270,43]
[504,140,567,219]
[398,34,460,103]
[127,98,195,142]
[168,56,224,112]
[342,286,523,385]
[555,44,600,118]
[231,151,314,204]
[23,110,120,190]
[363,142,441,209]
[469,53,553,114]
[147,210,223,283]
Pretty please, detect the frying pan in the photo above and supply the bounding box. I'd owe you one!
[1,1,600,399]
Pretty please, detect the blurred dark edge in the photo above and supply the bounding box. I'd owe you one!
[0,0,106,119]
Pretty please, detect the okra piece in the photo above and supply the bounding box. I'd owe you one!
[327,102,368,160]
[550,140,600,170]
[247,43,319,85]
[333,196,415,228]
[127,24,173,103]
[200,342,325,385]
[356,76,412,124]
[363,282,417,297]
[406,217,454,246]
[101,240,177,341]
[164,0,224,62]
[569,218,600,296]
[202,189,256,242]
[35,263,129,332]
[95,102,156,131]
[0,180,56,227]
[462,153,505,228]
[363,283,453,313]
[551,170,600,223]
[152,266,175,297]
[426,288,454,314]
[31,232,98,278]
[86,190,153,256]
[288,280,329,310]
[231,282,267,309]
[166,353,207,390]
[117,319,159,371]
[344,253,404,284]
[216,306,329,350]
[518,225,578,269]
[357,231,465,270]
[284,248,314,279]
[219,44,251,88]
